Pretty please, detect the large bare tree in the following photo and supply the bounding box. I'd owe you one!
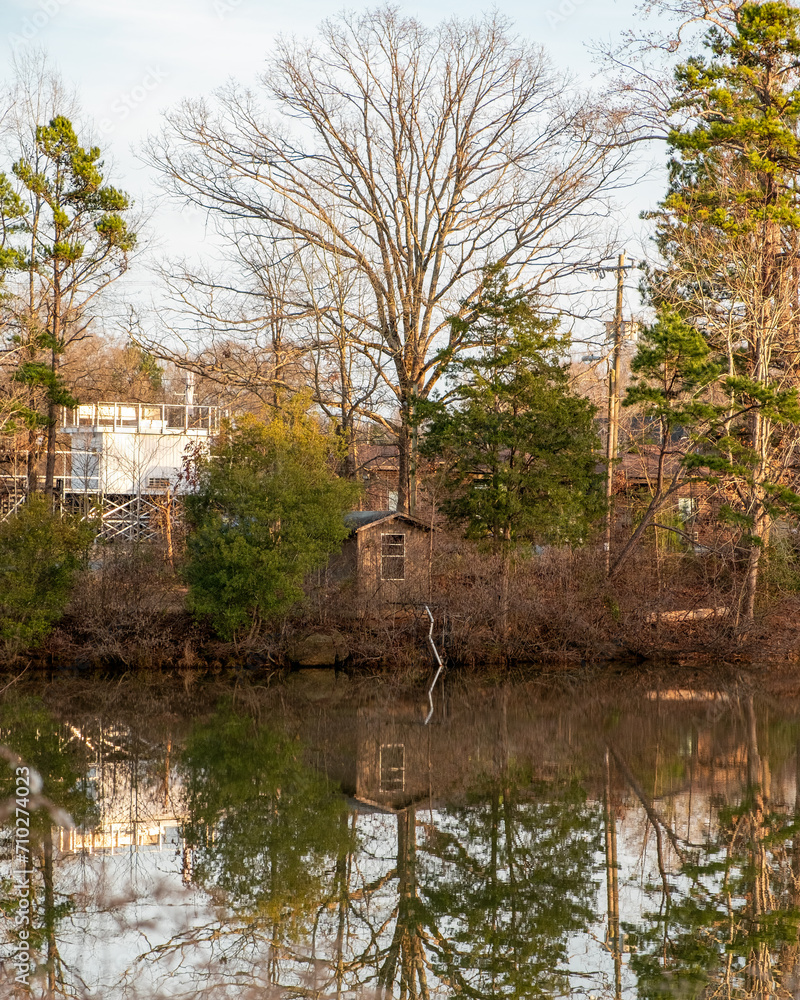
[145,6,628,512]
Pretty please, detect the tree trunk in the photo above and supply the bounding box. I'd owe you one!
[164,488,174,569]
[43,398,57,498]
[44,277,61,498]
[498,548,510,643]
[397,412,414,515]
[741,391,771,626]
[26,424,39,495]
[742,510,768,627]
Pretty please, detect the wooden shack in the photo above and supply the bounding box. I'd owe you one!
[334,511,434,603]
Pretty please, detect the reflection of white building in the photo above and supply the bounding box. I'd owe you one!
[59,817,182,855]
[56,722,188,862]
[58,401,224,541]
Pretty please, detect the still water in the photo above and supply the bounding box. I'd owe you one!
[0,674,798,999]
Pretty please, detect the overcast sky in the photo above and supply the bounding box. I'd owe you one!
[0,0,666,335]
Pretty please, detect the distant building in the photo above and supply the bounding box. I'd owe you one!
[0,401,224,541]
[62,402,222,495]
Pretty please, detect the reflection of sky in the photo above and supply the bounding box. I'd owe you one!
[55,848,215,998]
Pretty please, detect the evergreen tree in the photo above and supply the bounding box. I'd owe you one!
[0,116,136,494]
[419,267,603,550]
[612,308,721,576]
[0,495,94,652]
[642,1,800,622]
[180,704,350,926]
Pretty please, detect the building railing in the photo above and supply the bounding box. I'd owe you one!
[60,402,225,433]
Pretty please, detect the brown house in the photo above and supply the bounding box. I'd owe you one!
[333,511,435,603]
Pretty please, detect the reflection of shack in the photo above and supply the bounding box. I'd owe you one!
[314,702,447,811]
[333,511,435,603]
[315,692,580,812]
[343,703,485,811]
[356,715,432,810]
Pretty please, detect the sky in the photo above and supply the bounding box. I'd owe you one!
[0,0,668,340]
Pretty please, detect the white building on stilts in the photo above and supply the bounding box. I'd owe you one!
[0,399,224,541]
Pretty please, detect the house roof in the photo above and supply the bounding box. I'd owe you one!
[344,510,434,532]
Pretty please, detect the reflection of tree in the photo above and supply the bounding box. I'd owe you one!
[180,704,351,934]
[628,696,800,1000]
[0,696,97,997]
[346,769,601,999]
[377,805,430,999]
[418,775,602,998]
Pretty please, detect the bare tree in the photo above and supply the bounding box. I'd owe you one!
[145,6,629,512]
[129,220,317,420]
[298,244,393,477]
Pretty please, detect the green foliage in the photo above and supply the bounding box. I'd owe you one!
[128,344,163,392]
[0,695,97,975]
[666,2,800,231]
[1,114,136,303]
[183,408,360,639]
[9,116,136,262]
[419,267,604,548]
[180,703,350,926]
[13,362,78,409]
[0,495,94,650]
[628,794,800,999]
[625,308,720,429]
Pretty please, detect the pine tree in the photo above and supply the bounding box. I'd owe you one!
[643,1,800,623]
[0,116,136,494]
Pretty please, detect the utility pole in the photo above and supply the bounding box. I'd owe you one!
[604,252,628,575]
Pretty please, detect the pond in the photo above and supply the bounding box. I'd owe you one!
[0,673,798,998]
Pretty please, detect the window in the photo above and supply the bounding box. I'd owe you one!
[677,497,698,521]
[387,489,398,510]
[380,744,405,792]
[381,533,405,580]
[148,477,170,491]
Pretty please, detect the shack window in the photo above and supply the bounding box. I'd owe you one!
[381,533,405,580]
[380,744,405,792]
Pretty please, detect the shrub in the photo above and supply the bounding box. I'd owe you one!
[183,411,360,640]
[0,495,94,651]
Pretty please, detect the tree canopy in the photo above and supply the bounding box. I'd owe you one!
[144,6,626,512]
[0,113,136,493]
[0,494,94,652]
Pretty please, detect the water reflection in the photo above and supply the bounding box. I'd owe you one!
[420,776,602,997]
[0,681,799,997]
[627,696,800,1000]
[0,698,97,998]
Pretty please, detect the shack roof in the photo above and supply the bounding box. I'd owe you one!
[344,510,434,533]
